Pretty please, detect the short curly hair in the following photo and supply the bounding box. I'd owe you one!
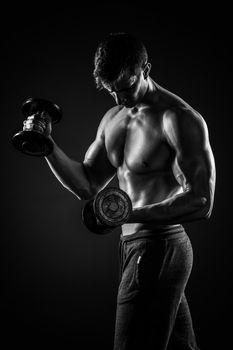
[93,32,148,90]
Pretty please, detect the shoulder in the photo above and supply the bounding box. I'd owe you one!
[153,83,209,136]
[162,106,210,150]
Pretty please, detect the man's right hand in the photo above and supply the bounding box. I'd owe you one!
[23,111,52,137]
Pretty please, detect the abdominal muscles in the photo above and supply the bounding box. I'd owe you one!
[117,162,183,235]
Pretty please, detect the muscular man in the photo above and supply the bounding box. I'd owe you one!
[24,33,216,349]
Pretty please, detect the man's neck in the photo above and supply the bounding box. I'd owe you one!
[137,77,158,107]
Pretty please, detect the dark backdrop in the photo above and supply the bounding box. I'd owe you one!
[1,3,231,349]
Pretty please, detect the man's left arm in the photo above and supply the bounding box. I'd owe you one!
[128,108,216,225]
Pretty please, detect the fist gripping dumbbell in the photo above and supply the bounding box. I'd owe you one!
[82,187,132,234]
[12,97,62,156]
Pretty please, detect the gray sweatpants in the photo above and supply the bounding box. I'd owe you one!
[113,226,200,350]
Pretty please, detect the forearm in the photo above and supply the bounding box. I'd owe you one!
[45,137,92,200]
[128,191,209,225]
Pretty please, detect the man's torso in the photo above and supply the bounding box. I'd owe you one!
[103,81,198,235]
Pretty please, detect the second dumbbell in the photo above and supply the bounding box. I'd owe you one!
[82,187,132,234]
[12,97,62,157]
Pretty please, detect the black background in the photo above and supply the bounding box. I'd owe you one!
[1,3,232,349]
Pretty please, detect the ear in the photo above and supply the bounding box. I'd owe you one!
[143,62,151,79]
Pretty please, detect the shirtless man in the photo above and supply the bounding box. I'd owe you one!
[24,33,215,349]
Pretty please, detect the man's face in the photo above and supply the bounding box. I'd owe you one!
[102,67,146,108]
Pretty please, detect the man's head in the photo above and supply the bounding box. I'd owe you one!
[93,32,151,107]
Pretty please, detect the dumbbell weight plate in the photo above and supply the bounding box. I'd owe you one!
[21,98,62,124]
[12,130,53,156]
[94,187,132,227]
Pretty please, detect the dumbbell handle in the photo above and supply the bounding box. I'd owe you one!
[23,112,53,138]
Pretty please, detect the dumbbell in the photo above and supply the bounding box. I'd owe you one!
[82,187,132,234]
[12,97,62,156]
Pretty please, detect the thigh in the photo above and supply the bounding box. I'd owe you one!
[115,238,168,349]
[114,236,194,350]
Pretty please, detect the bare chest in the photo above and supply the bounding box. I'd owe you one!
[105,108,174,173]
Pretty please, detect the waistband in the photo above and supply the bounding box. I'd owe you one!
[120,225,186,243]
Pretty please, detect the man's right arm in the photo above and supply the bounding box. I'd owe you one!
[45,139,92,200]
[45,112,116,200]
